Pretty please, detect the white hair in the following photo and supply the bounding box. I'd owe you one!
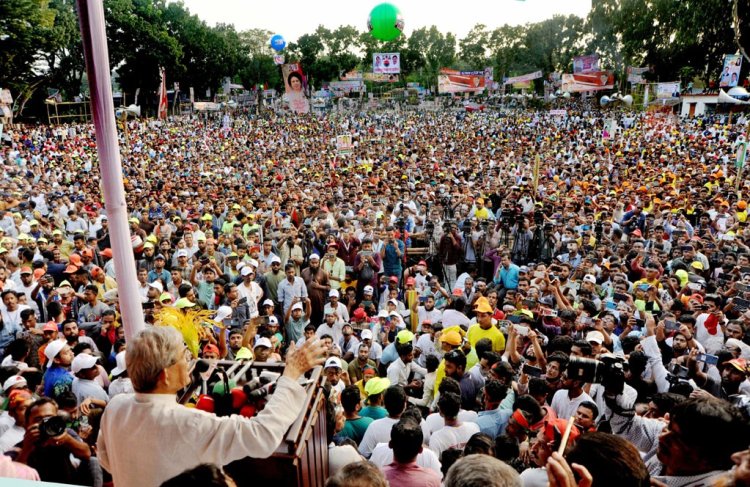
[127,326,184,393]
[444,455,520,487]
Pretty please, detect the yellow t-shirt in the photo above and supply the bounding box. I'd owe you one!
[466,322,506,352]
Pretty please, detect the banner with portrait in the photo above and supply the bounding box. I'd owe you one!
[363,73,399,83]
[627,67,649,84]
[656,82,680,99]
[561,71,615,92]
[373,53,401,74]
[282,63,310,114]
[504,70,543,85]
[720,54,743,88]
[437,69,486,94]
[573,55,600,74]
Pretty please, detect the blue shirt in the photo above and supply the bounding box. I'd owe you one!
[380,342,399,366]
[0,321,22,356]
[383,240,405,275]
[494,264,519,289]
[476,408,513,438]
[277,276,308,314]
[43,365,73,398]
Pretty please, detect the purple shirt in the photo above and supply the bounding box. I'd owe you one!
[383,461,441,487]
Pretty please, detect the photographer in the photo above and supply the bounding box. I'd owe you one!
[16,397,99,486]
[438,222,462,290]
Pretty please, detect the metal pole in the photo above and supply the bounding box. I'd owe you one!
[76,0,145,341]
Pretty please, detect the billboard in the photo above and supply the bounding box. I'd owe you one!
[437,69,486,94]
[627,67,649,84]
[363,73,399,82]
[373,53,401,74]
[504,70,543,85]
[561,71,615,92]
[282,63,310,113]
[328,81,365,95]
[720,54,743,88]
[656,82,681,99]
[573,55,600,73]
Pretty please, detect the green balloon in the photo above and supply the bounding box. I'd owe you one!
[368,3,404,42]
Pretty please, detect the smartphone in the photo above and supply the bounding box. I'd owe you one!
[613,292,629,302]
[638,283,650,291]
[733,298,750,312]
[522,363,543,377]
[736,283,750,293]
[514,324,529,336]
[664,319,680,332]
[142,302,155,310]
[633,318,645,329]
[697,353,719,365]
[687,282,701,291]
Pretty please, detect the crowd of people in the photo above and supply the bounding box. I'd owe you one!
[0,102,750,486]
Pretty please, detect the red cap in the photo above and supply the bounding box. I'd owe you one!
[353,308,367,321]
[20,267,32,275]
[406,277,416,286]
[543,418,581,444]
[418,260,427,267]
[389,276,399,283]
[101,249,113,259]
[69,254,82,266]
[64,264,80,274]
[42,322,58,332]
[202,344,220,356]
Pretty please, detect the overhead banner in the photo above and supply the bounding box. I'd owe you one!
[328,81,365,95]
[373,53,401,74]
[341,70,363,81]
[561,71,615,92]
[720,54,743,88]
[627,67,649,84]
[363,72,399,82]
[438,69,486,94]
[484,67,494,83]
[504,70,543,85]
[573,55,600,73]
[282,63,310,114]
[656,82,680,99]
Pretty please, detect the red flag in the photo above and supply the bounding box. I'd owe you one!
[158,68,168,120]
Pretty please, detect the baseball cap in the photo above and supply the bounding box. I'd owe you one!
[111,351,128,376]
[42,321,58,332]
[353,308,367,321]
[71,353,98,374]
[101,248,113,259]
[147,281,164,294]
[154,254,166,261]
[262,299,274,307]
[20,267,32,275]
[583,274,597,284]
[389,276,399,283]
[254,337,273,350]
[309,253,320,261]
[363,285,374,294]
[361,329,373,340]
[44,339,67,368]
[267,316,279,326]
[324,357,342,369]
[377,309,389,319]
[364,377,390,396]
[291,302,304,312]
[214,306,233,323]
[586,330,605,344]
[270,255,281,264]
[440,330,462,346]
[241,266,254,276]
[418,260,427,267]
[202,344,220,356]
[727,358,749,374]
[3,375,27,392]
[474,297,493,314]
[396,329,415,344]
[7,389,32,410]
[176,249,188,258]
[174,297,196,309]
[329,289,340,298]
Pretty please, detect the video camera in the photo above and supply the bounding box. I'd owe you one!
[566,355,626,394]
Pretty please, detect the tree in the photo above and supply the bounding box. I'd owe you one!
[459,24,490,70]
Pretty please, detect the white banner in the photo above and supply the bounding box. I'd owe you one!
[373,53,400,74]
[656,82,680,99]
[504,70,543,85]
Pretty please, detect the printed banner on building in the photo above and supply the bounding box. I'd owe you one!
[656,82,680,99]
[561,71,615,92]
[363,73,399,83]
[720,54,743,88]
[437,69,486,94]
[627,67,649,84]
[573,55,600,73]
[328,81,365,95]
[373,53,401,74]
[282,63,310,114]
[504,70,543,85]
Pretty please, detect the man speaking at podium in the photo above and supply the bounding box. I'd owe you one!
[97,326,326,487]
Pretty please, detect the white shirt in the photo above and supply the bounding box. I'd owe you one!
[358,417,398,458]
[316,322,343,344]
[415,334,437,368]
[98,376,306,487]
[387,357,427,387]
[520,467,549,487]
[428,422,480,457]
[421,410,478,444]
[370,442,443,478]
[550,389,594,420]
[108,378,134,399]
[0,423,24,452]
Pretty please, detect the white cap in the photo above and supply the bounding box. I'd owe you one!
[377,310,389,318]
[309,253,320,261]
[248,258,259,269]
[586,330,605,344]
[262,299,275,307]
[388,298,399,306]
[267,316,279,326]
[254,337,273,349]
[583,274,597,284]
[324,357,342,369]
[176,249,188,258]
[148,281,164,293]
[44,339,67,368]
[363,285,374,294]
[270,255,281,264]
[3,375,27,392]
[361,329,373,340]
[111,351,127,376]
[71,353,98,374]
[291,302,304,312]
[214,305,233,323]
[329,289,339,298]
[241,266,254,276]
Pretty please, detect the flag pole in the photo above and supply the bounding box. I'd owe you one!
[76,0,145,341]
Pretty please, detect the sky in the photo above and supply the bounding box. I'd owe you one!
[178,0,593,42]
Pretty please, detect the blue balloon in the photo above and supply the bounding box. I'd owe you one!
[270,34,286,52]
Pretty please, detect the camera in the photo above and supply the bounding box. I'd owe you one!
[39,415,67,440]
[594,221,603,239]
[395,218,406,230]
[500,208,516,229]
[533,209,545,225]
[566,355,626,393]
[425,221,435,235]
